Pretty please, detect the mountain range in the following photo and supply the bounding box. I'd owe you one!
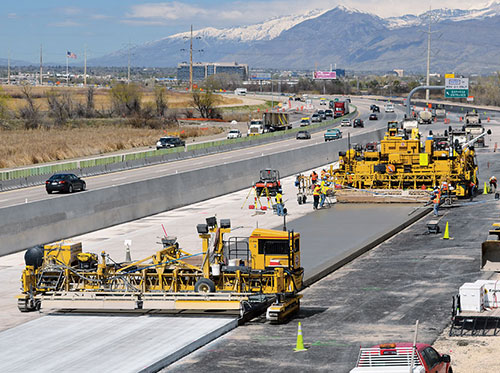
[70,2,500,72]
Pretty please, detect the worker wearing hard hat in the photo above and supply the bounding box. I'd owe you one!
[431,188,441,216]
[313,184,321,210]
[319,183,331,208]
[275,191,284,216]
[490,176,497,193]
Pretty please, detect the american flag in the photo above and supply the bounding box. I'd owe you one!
[67,51,77,59]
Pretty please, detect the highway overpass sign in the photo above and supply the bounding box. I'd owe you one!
[445,77,469,98]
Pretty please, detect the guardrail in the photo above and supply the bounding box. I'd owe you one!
[0,106,357,191]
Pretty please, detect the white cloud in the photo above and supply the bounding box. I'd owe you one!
[59,7,82,16]
[126,2,208,21]
[91,14,112,20]
[7,13,17,19]
[49,20,81,27]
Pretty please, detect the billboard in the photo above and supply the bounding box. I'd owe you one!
[314,71,337,80]
[250,73,272,80]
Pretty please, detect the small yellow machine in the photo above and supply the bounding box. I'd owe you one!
[328,124,487,197]
[18,217,304,323]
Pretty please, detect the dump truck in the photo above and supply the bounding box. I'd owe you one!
[432,104,446,120]
[465,111,481,125]
[18,218,304,323]
[248,119,265,136]
[263,111,291,131]
[465,122,486,147]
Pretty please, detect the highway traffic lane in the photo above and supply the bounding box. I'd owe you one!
[0,100,382,208]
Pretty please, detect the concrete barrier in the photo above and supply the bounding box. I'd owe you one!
[0,127,383,256]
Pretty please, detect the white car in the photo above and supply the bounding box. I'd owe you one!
[227,129,242,139]
[385,104,395,113]
[341,119,351,127]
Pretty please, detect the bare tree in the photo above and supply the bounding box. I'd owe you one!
[191,90,222,119]
[154,86,168,117]
[19,84,42,129]
[86,86,95,116]
[46,90,74,126]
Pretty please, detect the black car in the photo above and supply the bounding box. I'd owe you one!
[371,105,380,113]
[296,130,311,140]
[45,173,86,194]
[369,113,378,120]
[325,109,333,118]
[156,136,185,150]
[353,118,364,128]
[317,110,326,120]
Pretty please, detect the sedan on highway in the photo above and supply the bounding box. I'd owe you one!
[318,110,327,120]
[296,130,311,140]
[227,129,242,139]
[324,128,342,141]
[369,113,378,120]
[325,109,333,118]
[156,136,185,150]
[45,173,86,194]
[311,113,322,123]
[353,119,364,128]
[341,118,351,127]
[300,117,311,127]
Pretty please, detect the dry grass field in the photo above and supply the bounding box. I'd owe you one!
[0,125,224,168]
[1,85,242,111]
[0,85,244,168]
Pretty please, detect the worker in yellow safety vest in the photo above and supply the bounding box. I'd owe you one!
[275,192,284,216]
[313,185,321,210]
[319,183,331,208]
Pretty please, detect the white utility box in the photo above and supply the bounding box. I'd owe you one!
[459,282,484,312]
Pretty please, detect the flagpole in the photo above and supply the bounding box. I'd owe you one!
[66,54,69,87]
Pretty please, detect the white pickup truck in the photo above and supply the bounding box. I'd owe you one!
[350,343,452,373]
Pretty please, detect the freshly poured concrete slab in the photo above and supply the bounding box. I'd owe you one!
[0,314,236,373]
[286,203,416,277]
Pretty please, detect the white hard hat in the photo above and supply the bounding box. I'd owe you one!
[231,120,238,125]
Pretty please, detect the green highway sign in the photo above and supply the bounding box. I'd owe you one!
[445,77,469,99]
[445,89,469,98]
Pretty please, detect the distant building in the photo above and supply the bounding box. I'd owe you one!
[177,62,248,82]
[333,69,345,77]
[394,69,404,77]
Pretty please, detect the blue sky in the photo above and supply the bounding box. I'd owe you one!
[0,0,485,63]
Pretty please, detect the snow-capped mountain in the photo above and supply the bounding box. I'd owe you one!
[166,9,329,42]
[386,1,500,28]
[89,3,500,72]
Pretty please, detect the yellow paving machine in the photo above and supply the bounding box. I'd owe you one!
[328,123,490,198]
[18,217,303,323]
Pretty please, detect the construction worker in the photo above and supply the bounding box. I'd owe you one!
[311,171,318,185]
[441,181,449,198]
[469,181,477,201]
[319,182,331,208]
[313,184,321,210]
[320,169,327,180]
[490,176,497,193]
[431,188,441,216]
[275,191,284,216]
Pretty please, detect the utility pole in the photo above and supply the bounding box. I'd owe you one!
[189,24,193,92]
[39,44,43,85]
[66,53,69,87]
[424,7,436,103]
[7,50,11,85]
[127,41,131,85]
[84,44,87,86]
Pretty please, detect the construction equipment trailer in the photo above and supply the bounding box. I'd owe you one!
[18,217,304,324]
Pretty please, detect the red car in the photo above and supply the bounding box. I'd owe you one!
[351,342,452,373]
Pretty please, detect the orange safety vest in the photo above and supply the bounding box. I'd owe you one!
[433,191,441,204]
[311,172,318,181]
